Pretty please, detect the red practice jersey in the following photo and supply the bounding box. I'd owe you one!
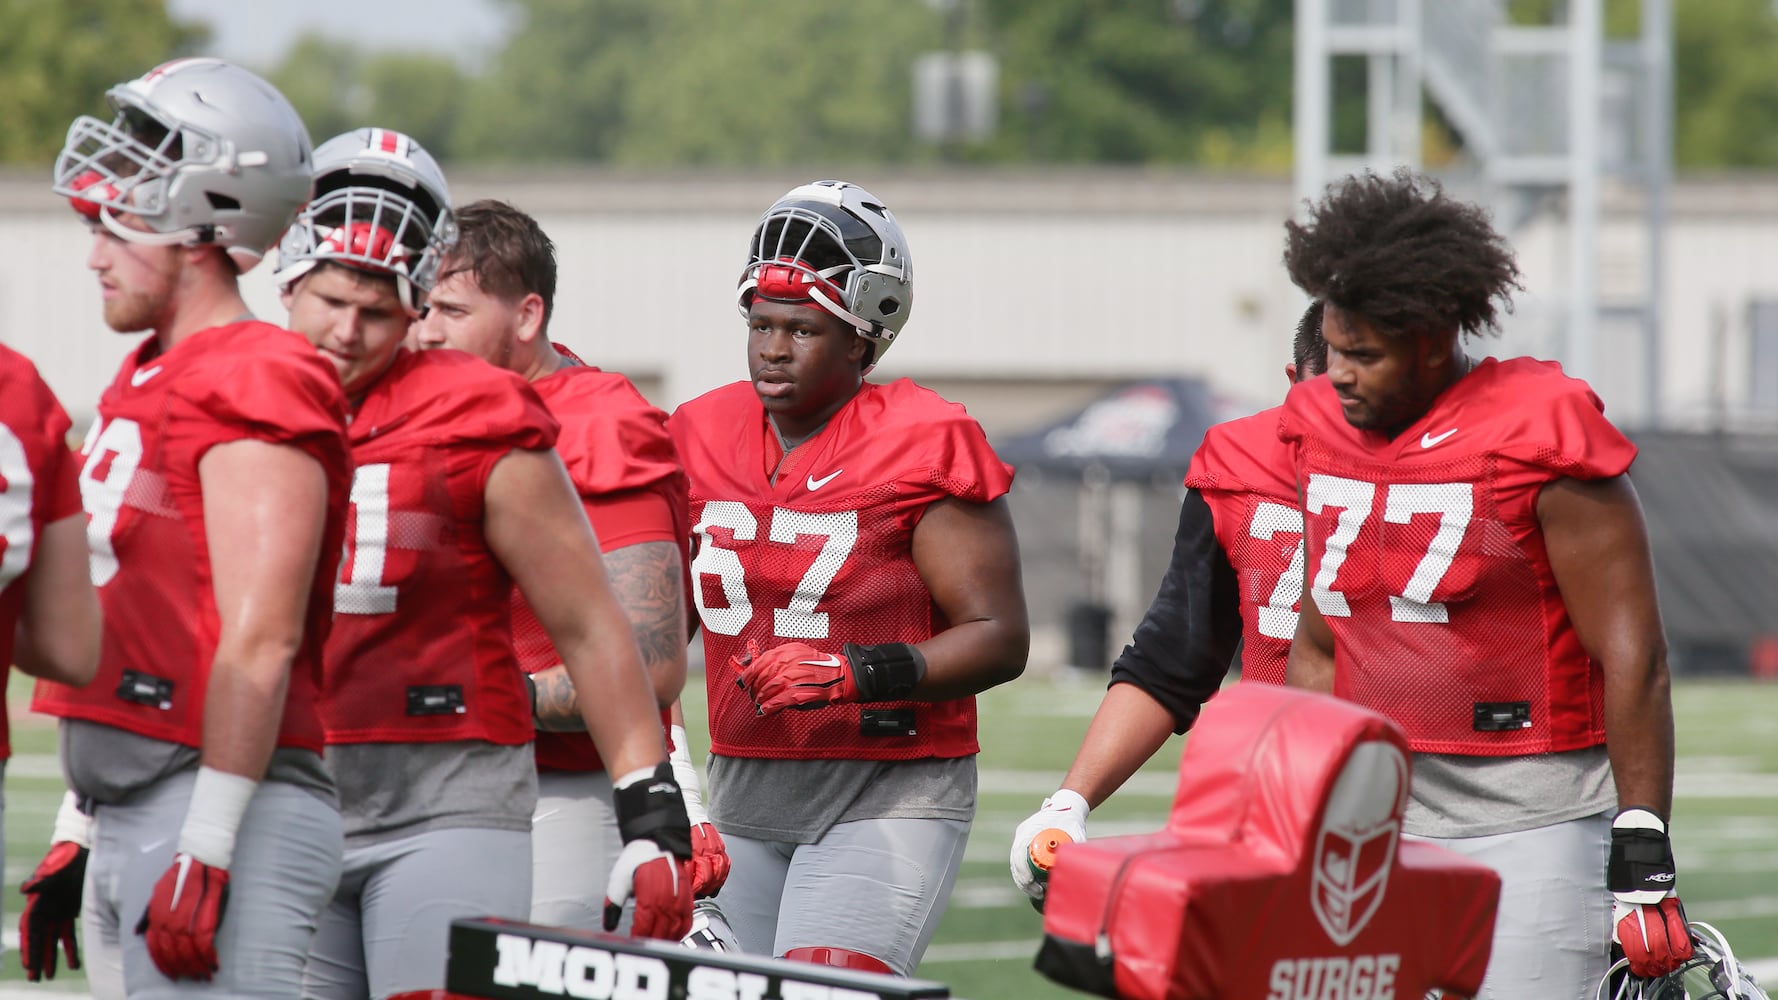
[0,347,84,758]
[322,349,557,746]
[1278,358,1637,755]
[515,353,688,772]
[33,323,351,753]
[1184,405,1304,685]
[669,379,1013,761]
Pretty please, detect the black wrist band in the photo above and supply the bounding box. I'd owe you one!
[522,673,539,719]
[843,642,927,701]
[612,762,693,859]
[1608,826,1678,895]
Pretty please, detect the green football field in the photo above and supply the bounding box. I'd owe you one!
[3,675,1774,996]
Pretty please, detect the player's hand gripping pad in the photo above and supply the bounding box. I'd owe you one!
[1036,684,1502,1000]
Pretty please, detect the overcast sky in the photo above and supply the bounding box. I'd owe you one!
[166,0,515,71]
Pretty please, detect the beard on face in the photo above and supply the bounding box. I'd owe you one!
[1341,381,1427,436]
[102,286,167,333]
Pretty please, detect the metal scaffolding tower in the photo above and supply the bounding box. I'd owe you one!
[1293,0,1672,425]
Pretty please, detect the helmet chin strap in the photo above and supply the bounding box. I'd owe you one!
[99,205,221,250]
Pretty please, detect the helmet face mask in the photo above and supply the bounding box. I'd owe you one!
[1601,923,1770,1000]
[52,58,314,273]
[55,104,188,217]
[275,128,456,315]
[681,900,740,953]
[738,180,912,370]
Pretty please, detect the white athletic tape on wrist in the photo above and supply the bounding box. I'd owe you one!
[175,766,258,869]
[668,725,710,827]
[52,790,92,848]
[1613,807,1666,834]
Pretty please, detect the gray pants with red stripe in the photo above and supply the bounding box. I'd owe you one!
[81,769,343,1000]
[719,816,970,976]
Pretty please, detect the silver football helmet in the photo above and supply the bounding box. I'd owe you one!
[52,58,313,273]
[1598,923,1769,1000]
[737,179,913,370]
[274,127,457,314]
[681,899,741,953]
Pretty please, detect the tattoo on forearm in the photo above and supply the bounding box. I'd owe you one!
[602,541,688,681]
[527,541,688,732]
[532,666,586,732]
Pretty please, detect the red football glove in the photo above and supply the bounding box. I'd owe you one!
[735,641,859,714]
[1614,897,1693,977]
[607,762,693,939]
[605,840,692,940]
[685,822,731,899]
[135,854,230,981]
[19,841,87,981]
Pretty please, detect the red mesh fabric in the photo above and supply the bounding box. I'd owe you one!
[1277,359,1627,755]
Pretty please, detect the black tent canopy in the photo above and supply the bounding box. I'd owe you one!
[995,377,1223,483]
[995,377,1227,667]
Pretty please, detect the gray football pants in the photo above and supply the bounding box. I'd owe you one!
[304,827,531,1000]
[720,816,970,977]
[1407,810,1612,1000]
[82,770,343,1000]
[530,769,623,931]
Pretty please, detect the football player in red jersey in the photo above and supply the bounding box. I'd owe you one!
[274,131,692,999]
[412,200,732,934]
[1279,169,1687,997]
[668,180,1029,976]
[30,59,355,999]
[2,345,102,983]
[1008,302,1327,905]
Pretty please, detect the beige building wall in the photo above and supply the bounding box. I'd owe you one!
[6,168,1778,435]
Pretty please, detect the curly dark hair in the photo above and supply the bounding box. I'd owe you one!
[1283,169,1522,341]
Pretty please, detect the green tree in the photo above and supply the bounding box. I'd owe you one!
[457,0,943,166]
[455,0,662,163]
[1672,0,1778,169]
[266,37,470,161]
[974,0,1295,168]
[0,0,209,164]
[611,2,943,167]
[361,53,470,162]
[264,35,369,152]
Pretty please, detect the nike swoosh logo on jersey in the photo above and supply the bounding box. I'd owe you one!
[799,655,843,668]
[806,469,844,491]
[139,837,169,855]
[1420,428,1458,448]
[130,366,163,387]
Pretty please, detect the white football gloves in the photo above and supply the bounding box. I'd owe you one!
[1009,789,1090,904]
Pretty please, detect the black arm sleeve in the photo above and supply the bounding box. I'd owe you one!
[1107,488,1243,734]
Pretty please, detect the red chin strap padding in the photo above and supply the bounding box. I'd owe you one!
[753,258,844,306]
[322,222,405,266]
[780,946,895,975]
[67,170,120,220]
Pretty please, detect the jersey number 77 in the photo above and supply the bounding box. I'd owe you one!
[1305,474,1476,624]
